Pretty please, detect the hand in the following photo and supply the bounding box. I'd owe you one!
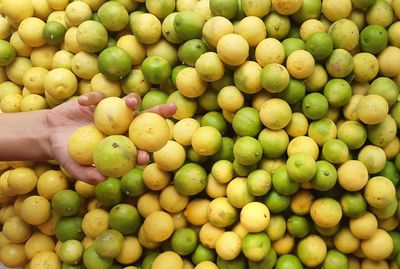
[45,92,177,185]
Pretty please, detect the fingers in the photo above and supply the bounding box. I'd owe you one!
[142,103,177,118]
[123,93,142,110]
[137,150,150,166]
[61,159,107,185]
[78,92,106,107]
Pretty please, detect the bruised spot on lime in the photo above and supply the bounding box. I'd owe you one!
[98,46,132,81]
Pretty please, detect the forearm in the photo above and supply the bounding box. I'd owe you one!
[0,110,52,161]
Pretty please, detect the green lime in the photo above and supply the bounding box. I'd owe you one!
[340,191,367,218]
[232,107,263,137]
[94,177,123,207]
[286,26,301,38]
[322,139,349,164]
[307,118,337,146]
[377,161,400,186]
[61,263,84,269]
[233,159,257,177]
[247,169,272,196]
[325,49,354,78]
[109,204,141,235]
[286,153,316,183]
[248,248,277,269]
[145,0,175,19]
[0,40,15,67]
[292,0,322,23]
[83,245,113,269]
[171,64,188,88]
[76,20,108,53]
[173,10,205,40]
[310,160,337,191]
[211,70,234,91]
[94,229,124,259]
[191,244,216,265]
[389,231,400,260]
[266,215,286,241]
[120,168,146,197]
[352,0,375,9]
[258,128,289,158]
[391,102,400,128]
[56,216,84,242]
[171,227,198,256]
[272,165,300,196]
[106,37,117,48]
[263,12,291,40]
[314,223,340,237]
[282,38,306,58]
[59,239,84,265]
[242,232,271,262]
[51,190,81,217]
[369,77,399,107]
[141,252,160,269]
[178,39,208,66]
[98,47,132,80]
[209,0,238,19]
[122,69,151,96]
[305,32,333,60]
[174,163,207,196]
[233,136,263,166]
[322,249,348,269]
[200,111,228,135]
[287,215,310,238]
[304,64,328,92]
[212,136,235,162]
[198,89,220,111]
[328,19,359,52]
[360,24,388,54]
[278,78,306,105]
[275,254,303,269]
[302,92,329,120]
[337,120,367,150]
[217,255,247,269]
[141,55,171,84]
[323,79,352,107]
[98,1,129,32]
[142,90,169,110]
[42,21,66,45]
[186,147,209,164]
[260,63,290,93]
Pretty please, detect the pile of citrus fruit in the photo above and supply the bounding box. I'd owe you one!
[0,0,400,268]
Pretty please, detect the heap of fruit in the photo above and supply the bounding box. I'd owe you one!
[0,0,400,268]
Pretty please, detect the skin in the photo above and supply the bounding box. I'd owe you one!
[0,91,177,184]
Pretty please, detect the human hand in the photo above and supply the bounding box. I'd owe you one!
[45,92,177,184]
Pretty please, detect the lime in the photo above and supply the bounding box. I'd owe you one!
[141,56,171,85]
[258,128,289,158]
[352,0,375,9]
[286,215,310,238]
[282,38,306,58]
[297,234,327,267]
[328,19,359,52]
[360,24,388,54]
[233,136,263,166]
[248,248,277,269]
[83,245,113,269]
[199,89,220,111]
[310,160,337,191]
[94,229,124,259]
[323,79,352,107]
[340,192,367,218]
[61,263,84,269]
[247,169,272,196]
[171,228,198,256]
[325,49,353,78]
[369,77,399,107]
[171,65,188,88]
[264,12,291,40]
[141,90,168,110]
[278,78,306,105]
[389,231,400,260]
[232,107,263,137]
[51,190,81,217]
[322,139,349,164]
[307,118,337,146]
[241,232,271,262]
[286,153,316,183]
[209,0,238,19]
[191,244,216,265]
[174,163,207,196]
[233,159,257,177]
[337,121,367,150]
[0,40,15,67]
[323,249,348,269]
[200,111,228,135]
[146,0,175,20]
[120,168,146,197]
[42,21,66,45]
[173,10,204,40]
[187,147,209,165]
[377,161,400,186]
[59,239,84,265]
[292,0,322,23]
[264,191,291,214]
[55,216,84,242]
[97,1,129,32]
[109,204,141,235]
[141,252,160,269]
[94,177,123,207]
[76,20,108,53]
[178,39,208,66]
[272,165,300,196]
[275,254,303,269]
[260,63,290,93]
[98,47,132,80]
[212,136,235,162]
[216,255,247,269]
[305,32,333,60]
[122,69,151,96]
[302,92,329,120]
